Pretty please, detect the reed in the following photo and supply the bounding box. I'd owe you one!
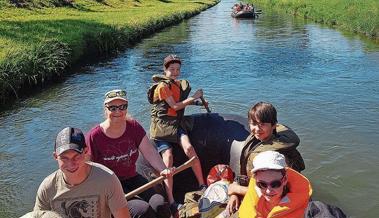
[251,0,379,39]
[0,0,219,107]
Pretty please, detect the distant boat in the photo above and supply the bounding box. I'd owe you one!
[231,9,257,19]
[231,3,261,19]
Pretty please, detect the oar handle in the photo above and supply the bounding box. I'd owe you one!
[125,157,197,200]
[200,96,211,113]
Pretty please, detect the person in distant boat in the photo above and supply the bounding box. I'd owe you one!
[232,3,242,12]
[238,151,312,218]
[226,102,305,215]
[245,3,251,11]
[33,127,131,218]
[86,89,174,218]
[149,54,207,214]
[239,2,244,9]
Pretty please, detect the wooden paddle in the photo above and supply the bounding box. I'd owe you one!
[200,96,211,113]
[125,156,197,200]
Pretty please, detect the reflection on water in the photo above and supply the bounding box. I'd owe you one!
[1,0,379,217]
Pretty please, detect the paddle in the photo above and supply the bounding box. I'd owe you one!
[254,9,263,14]
[125,156,197,200]
[200,96,211,113]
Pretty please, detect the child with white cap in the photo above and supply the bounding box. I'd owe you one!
[238,151,312,218]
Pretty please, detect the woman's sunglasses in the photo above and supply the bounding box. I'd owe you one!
[106,104,128,112]
[256,177,284,189]
[105,90,127,99]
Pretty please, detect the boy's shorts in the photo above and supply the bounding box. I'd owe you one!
[155,128,187,153]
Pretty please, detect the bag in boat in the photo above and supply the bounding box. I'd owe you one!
[179,190,204,218]
[305,201,347,218]
[206,164,234,186]
[147,77,171,104]
[198,180,230,218]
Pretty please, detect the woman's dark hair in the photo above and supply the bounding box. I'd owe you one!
[248,102,277,125]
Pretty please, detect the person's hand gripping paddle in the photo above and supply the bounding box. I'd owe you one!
[125,156,197,200]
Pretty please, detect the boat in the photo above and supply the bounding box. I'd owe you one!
[137,112,304,202]
[137,113,251,201]
[231,9,257,19]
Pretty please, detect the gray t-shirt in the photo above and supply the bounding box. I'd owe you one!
[34,162,127,218]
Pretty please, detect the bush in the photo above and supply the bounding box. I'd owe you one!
[0,39,70,104]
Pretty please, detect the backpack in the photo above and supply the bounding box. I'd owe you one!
[147,76,171,104]
[198,180,230,218]
[179,190,204,218]
[305,201,347,218]
[206,164,234,186]
[147,74,190,104]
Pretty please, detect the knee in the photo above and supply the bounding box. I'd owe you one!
[161,149,173,163]
[127,199,155,218]
[149,194,170,217]
[183,146,197,157]
[162,149,173,158]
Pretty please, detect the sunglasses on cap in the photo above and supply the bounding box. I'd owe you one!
[106,103,128,112]
[256,176,284,189]
[105,90,127,99]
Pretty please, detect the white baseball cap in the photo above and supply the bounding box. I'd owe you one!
[252,151,287,173]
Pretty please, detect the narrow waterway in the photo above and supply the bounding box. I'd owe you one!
[1,0,379,217]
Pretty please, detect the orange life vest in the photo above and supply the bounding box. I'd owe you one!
[239,168,312,218]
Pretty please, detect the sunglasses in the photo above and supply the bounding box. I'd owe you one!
[105,90,127,99]
[256,177,284,189]
[106,104,128,112]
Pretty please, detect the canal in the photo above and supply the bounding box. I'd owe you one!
[0,0,378,217]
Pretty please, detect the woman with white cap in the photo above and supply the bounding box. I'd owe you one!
[238,151,312,218]
[86,89,174,218]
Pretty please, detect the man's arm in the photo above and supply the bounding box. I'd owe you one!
[108,173,131,218]
[113,207,131,218]
[34,178,52,211]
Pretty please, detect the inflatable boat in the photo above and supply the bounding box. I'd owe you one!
[137,113,250,201]
[231,10,257,19]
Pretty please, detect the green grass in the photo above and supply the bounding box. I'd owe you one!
[250,0,379,40]
[0,0,219,107]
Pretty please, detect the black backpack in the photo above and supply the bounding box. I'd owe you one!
[305,201,347,218]
[147,79,171,104]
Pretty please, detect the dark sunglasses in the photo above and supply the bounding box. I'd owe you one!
[105,90,127,99]
[256,177,284,189]
[106,104,128,112]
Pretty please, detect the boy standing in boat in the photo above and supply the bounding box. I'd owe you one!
[149,54,207,213]
[33,127,130,218]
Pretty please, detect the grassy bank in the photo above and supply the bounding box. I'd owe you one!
[0,0,219,108]
[250,0,379,40]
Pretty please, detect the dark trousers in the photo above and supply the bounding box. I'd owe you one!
[120,174,171,218]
